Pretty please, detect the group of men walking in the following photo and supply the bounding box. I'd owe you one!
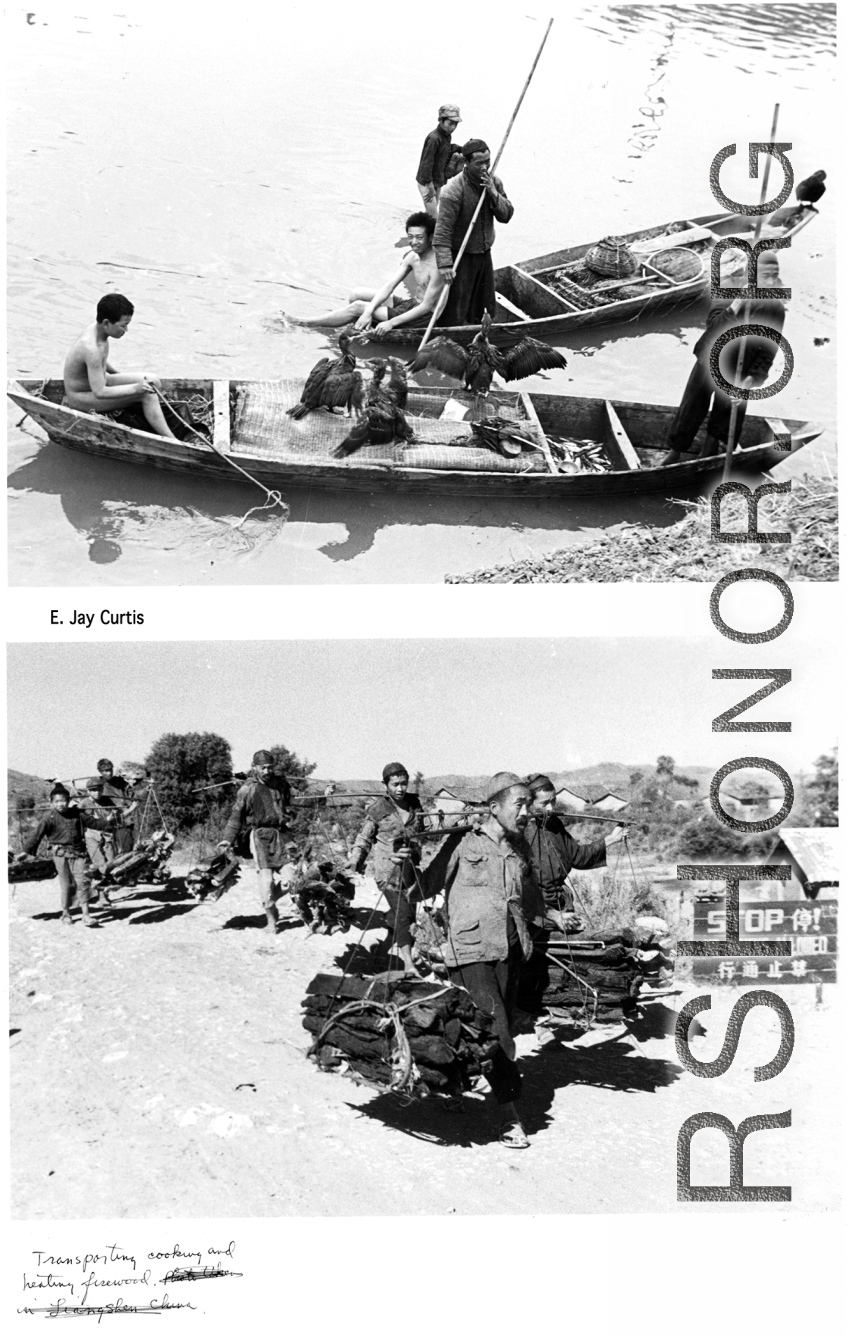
[218,751,626,1149]
[15,760,139,926]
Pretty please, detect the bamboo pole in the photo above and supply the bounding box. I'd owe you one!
[418,16,555,351]
[722,103,780,482]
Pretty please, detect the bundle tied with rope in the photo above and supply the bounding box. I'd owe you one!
[302,971,501,1097]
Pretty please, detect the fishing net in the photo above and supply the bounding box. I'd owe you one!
[230,381,533,463]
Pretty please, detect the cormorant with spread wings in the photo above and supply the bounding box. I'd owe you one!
[408,311,567,400]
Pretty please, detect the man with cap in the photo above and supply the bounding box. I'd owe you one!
[84,758,137,874]
[415,104,463,216]
[16,784,117,926]
[433,139,514,327]
[521,775,627,1026]
[346,762,424,975]
[219,751,295,932]
[415,772,541,1149]
[660,249,787,465]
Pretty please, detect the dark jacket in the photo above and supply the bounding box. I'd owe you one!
[420,824,542,966]
[349,793,423,888]
[523,815,606,908]
[416,126,454,188]
[433,169,514,270]
[24,806,113,857]
[694,296,786,383]
[221,776,291,846]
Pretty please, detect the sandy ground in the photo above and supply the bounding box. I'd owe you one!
[10,864,841,1219]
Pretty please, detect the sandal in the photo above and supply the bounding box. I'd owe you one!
[499,1120,530,1149]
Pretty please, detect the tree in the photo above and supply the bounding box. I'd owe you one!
[144,732,233,831]
[806,749,838,826]
[267,743,317,792]
[267,743,319,845]
[655,755,677,798]
[413,770,425,794]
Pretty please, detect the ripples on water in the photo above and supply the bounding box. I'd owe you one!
[6,2,837,584]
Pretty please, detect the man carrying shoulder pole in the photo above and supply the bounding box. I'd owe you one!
[414,772,543,1149]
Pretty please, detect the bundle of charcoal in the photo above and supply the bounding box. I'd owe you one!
[185,849,241,902]
[295,861,356,934]
[302,971,500,1096]
[91,829,175,892]
[517,941,642,1022]
[8,850,58,884]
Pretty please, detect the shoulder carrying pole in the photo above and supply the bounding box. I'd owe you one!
[418,16,554,350]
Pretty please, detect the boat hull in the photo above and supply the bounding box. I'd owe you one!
[362,205,816,347]
[8,379,818,500]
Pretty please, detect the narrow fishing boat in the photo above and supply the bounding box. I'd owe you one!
[7,378,820,499]
[365,203,818,347]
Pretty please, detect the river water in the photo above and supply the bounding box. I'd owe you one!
[6,1,837,585]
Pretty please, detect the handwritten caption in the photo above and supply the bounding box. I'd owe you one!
[18,1241,240,1319]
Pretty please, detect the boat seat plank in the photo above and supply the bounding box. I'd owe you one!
[764,416,792,451]
[519,392,557,474]
[603,401,641,471]
[495,292,532,321]
[213,380,232,453]
[631,225,718,254]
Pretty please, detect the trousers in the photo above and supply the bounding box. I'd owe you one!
[53,854,91,911]
[448,946,523,1104]
[382,883,416,951]
[665,356,749,453]
[439,250,496,327]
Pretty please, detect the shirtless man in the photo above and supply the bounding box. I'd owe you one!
[287,213,445,335]
[63,293,177,438]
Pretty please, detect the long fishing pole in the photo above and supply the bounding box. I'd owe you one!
[418,15,555,351]
[722,102,780,482]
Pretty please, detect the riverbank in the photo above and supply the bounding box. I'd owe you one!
[445,475,838,583]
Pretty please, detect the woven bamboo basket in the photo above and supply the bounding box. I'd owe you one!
[584,235,638,278]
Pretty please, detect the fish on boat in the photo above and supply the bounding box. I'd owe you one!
[363,204,819,347]
[6,377,821,500]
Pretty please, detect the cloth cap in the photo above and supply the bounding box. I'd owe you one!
[438,104,462,122]
[461,138,489,159]
[382,762,409,784]
[526,772,556,796]
[252,750,274,767]
[50,784,69,799]
[86,777,104,791]
[97,758,114,772]
[485,771,528,802]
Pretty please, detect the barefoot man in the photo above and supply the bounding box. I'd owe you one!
[287,212,446,335]
[63,293,177,438]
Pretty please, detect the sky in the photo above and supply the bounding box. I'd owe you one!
[7,637,836,782]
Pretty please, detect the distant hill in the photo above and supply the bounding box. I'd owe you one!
[322,763,716,803]
[8,768,51,807]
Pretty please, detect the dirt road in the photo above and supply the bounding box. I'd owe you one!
[10,865,839,1217]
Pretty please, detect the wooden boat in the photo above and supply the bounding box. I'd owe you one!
[370,204,818,346]
[6,377,820,499]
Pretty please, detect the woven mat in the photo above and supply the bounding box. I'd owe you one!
[400,444,546,473]
[231,380,529,465]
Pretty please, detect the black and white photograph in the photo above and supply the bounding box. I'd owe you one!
[4,0,843,1327]
[6,1,836,585]
[7,636,840,1220]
